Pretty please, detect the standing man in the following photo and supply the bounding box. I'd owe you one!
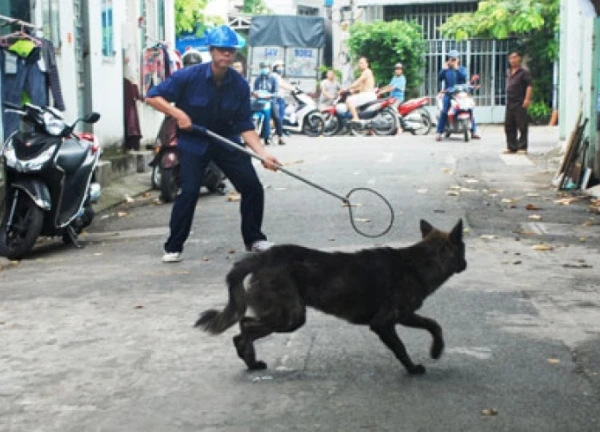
[319,69,341,108]
[435,50,467,141]
[346,56,377,123]
[271,60,294,144]
[504,50,533,154]
[145,25,280,262]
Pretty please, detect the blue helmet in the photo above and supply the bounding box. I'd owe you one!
[447,49,460,59]
[207,25,242,49]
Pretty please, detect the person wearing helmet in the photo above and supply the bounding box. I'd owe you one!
[146,24,281,262]
[378,62,407,104]
[435,50,468,141]
[253,61,281,145]
[181,49,204,67]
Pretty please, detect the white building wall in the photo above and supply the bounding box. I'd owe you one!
[86,1,126,146]
[559,0,596,141]
[33,0,174,148]
[32,1,79,129]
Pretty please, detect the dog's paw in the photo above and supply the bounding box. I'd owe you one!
[408,364,426,375]
[248,360,268,371]
[430,339,445,359]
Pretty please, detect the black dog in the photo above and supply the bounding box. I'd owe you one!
[195,219,466,375]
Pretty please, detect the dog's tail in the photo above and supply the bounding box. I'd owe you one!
[194,254,260,334]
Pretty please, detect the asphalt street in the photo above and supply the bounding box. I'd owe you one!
[1,126,600,431]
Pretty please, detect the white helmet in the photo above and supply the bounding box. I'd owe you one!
[272,60,285,70]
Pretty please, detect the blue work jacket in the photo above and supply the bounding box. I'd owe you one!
[146,62,254,156]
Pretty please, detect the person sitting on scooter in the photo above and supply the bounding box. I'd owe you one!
[435,50,468,141]
[253,62,281,145]
[345,56,377,124]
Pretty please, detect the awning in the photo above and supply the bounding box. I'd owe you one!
[249,15,326,48]
[356,0,474,6]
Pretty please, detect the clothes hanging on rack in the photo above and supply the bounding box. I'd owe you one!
[39,38,65,111]
[1,39,48,137]
[123,78,142,151]
[141,45,167,98]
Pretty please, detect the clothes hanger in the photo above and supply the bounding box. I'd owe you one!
[0,25,42,47]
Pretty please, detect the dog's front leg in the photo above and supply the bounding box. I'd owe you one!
[370,322,426,375]
[398,313,444,360]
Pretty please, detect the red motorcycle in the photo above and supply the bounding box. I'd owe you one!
[397,96,433,135]
[321,90,398,137]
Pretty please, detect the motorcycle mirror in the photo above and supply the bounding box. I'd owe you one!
[84,112,101,124]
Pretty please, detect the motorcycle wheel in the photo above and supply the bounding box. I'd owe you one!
[322,112,341,137]
[374,107,399,136]
[302,111,325,137]
[350,122,370,137]
[151,165,161,190]
[460,118,471,142]
[0,193,44,260]
[160,167,179,203]
[410,108,433,136]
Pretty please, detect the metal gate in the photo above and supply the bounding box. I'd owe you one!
[384,2,514,123]
[423,39,513,123]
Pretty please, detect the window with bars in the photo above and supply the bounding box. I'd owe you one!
[384,2,478,40]
[101,0,114,57]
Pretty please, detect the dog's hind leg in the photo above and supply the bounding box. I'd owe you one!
[398,313,444,360]
[370,323,426,375]
[233,317,273,370]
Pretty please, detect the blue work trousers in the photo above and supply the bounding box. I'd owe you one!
[164,144,267,253]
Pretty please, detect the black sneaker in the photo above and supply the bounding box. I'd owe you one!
[278,136,286,145]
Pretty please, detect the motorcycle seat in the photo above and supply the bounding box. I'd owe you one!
[57,138,89,173]
[358,99,381,110]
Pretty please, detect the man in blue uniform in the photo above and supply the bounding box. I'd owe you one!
[435,49,483,141]
[146,25,280,263]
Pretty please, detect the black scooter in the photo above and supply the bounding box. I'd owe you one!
[149,116,227,202]
[0,102,101,259]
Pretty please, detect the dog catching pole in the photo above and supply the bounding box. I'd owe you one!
[192,125,395,238]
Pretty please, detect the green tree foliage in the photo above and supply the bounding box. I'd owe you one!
[346,20,426,97]
[175,0,223,36]
[243,0,273,15]
[440,0,559,106]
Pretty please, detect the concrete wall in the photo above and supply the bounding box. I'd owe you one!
[559,0,596,141]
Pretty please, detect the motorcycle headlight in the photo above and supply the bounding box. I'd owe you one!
[2,139,17,168]
[43,112,67,136]
[16,144,57,172]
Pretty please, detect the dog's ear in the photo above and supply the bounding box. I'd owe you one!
[420,219,434,237]
[450,219,464,244]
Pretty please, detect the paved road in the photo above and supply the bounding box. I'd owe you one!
[2,127,599,431]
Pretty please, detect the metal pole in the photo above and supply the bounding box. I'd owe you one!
[0,14,41,29]
[192,126,350,203]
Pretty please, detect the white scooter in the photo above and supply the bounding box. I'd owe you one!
[282,88,325,137]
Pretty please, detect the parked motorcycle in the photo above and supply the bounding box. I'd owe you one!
[0,102,101,259]
[321,90,398,137]
[436,76,480,142]
[149,116,227,203]
[397,96,433,135]
[282,88,324,137]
